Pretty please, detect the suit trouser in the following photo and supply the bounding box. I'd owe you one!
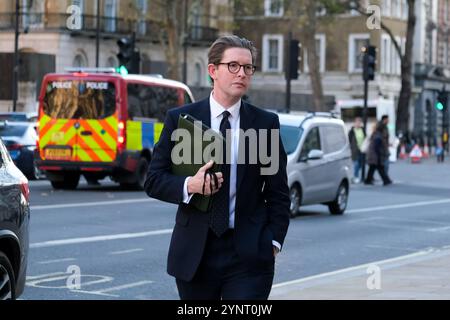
[175,229,275,300]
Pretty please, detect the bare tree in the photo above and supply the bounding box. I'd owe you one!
[346,0,416,136]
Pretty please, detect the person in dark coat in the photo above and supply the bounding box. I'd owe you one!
[364,122,392,186]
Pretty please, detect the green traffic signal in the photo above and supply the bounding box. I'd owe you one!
[436,102,444,111]
[116,65,129,75]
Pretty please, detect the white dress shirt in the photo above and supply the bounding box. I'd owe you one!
[182,93,281,251]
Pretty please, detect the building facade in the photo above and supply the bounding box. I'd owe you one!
[0,0,232,112]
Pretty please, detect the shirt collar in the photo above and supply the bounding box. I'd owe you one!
[209,92,241,120]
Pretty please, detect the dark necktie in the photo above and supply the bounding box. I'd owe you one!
[209,111,231,237]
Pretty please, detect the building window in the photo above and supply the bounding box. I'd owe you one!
[382,0,391,17]
[136,0,148,35]
[106,57,117,68]
[262,34,283,72]
[303,34,326,73]
[264,0,284,17]
[400,0,408,19]
[348,34,369,72]
[104,0,117,32]
[73,54,87,68]
[194,62,202,86]
[381,34,391,74]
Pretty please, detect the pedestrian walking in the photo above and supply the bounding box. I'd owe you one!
[364,122,393,186]
[379,115,391,174]
[436,142,444,163]
[348,117,365,183]
[144,35,290,300]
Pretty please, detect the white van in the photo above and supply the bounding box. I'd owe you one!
[279,112,352,217]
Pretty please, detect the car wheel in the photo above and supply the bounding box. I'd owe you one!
[0,252,16,300]
[28,159,43,180]
[289,185,301,218]
[328,182,348,215]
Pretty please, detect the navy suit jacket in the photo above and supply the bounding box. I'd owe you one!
[144,97,290,281]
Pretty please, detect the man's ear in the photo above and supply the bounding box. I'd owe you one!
[207,64,217,81]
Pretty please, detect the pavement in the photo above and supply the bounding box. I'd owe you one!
[270,156,450,300]
[270,246,450,300]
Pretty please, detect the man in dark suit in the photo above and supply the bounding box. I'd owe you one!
[144,35,290,300]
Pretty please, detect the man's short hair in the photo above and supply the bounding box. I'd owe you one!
[381,115,389,121]
[208,35,257,65]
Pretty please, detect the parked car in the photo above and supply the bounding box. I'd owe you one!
[279,112,352,217]
[0,137,30,300]
[0,121,43,180]
[0,112,38,123]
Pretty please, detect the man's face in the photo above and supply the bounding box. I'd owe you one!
[383,117,389,125]
[355,118,362,128]
[208,47,253,101]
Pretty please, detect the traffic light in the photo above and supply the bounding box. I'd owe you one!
[116,35,140,74]
[363,45,376,81]
[436,89,447,111]
[287,39,300,80]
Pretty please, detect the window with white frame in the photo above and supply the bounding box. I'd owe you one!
[348,34,369,72]
[392,36,401,75]
[303,34,326,73]
[264,0,284,17]
[262,34,283,72]
[382,0,391,17]
[381,34,391,74]
[401,0,408,19]
[104,0,117,32]
[136,0,148,35]
[391,0,401,18]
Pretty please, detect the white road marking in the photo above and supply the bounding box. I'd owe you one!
[37,258,77,265]
[30,229,173,248]
[272,248,435,289]
[109,248,144,255]
[427,226,450,232]
[27,272,66,280]
[30,198,157,211]
[95,280,154,293]
[69,289,119,298]
[347,198,450,214]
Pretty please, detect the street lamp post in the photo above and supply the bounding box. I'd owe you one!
[96,0,100,68]
[12,0,20,112]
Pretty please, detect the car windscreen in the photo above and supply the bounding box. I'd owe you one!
[0,114,28,122]
[0,125,27,137]
[280,125,303,155]
[43,80,116,119]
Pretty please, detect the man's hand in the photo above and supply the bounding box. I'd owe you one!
[187,160,224,196]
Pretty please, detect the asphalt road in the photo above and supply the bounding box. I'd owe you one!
[21,159,450,299]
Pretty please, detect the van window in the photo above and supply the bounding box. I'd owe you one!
[127,83,179,122]
[299,127,321,160]
[184,91,193,105]
[43,80,116,119]
[323,125,347,153]
[280,125,303,155]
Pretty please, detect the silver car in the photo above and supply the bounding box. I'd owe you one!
[279,112,352,217]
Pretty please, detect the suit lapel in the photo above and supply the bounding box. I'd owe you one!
[237,101,255,192]
[191,98,211,128]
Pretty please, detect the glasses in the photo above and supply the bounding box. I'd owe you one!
[216,61,256,75]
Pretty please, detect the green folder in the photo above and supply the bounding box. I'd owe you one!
[171,113,224,212]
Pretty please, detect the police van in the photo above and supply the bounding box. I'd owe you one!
[35,68,194,189]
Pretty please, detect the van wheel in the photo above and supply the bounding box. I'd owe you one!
[328,182,348,215]
[289,185,301,218]
[0,251,16,300]
[50,173,80,190]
